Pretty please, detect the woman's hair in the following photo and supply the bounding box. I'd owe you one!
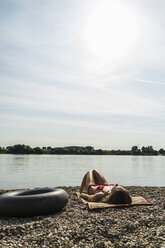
[103,187,132,204]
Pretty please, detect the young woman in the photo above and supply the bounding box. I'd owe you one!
[79,169,132,204]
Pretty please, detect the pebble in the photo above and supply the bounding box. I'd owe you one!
[0,186,164,248]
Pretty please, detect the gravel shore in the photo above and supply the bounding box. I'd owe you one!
[0,186,164,248]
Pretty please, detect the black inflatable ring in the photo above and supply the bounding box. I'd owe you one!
[0,187,68,217]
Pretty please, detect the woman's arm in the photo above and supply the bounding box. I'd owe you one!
[80,192,105,202]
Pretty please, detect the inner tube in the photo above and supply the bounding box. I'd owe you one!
[0,187,68,217]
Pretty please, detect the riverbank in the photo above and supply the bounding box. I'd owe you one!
[0,186,164,248]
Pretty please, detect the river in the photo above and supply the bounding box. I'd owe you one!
[0,154,164,189]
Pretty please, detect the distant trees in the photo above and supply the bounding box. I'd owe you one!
[131,146,141,155]
[6,144,33,154]
[2,145,96,155]
[131,145,158,155]
[141,146,158,155]
[0,146,5,154]
[51,146,95,155]
[0,144,165,155]
[33,147,43,154]
[159,148,165,154]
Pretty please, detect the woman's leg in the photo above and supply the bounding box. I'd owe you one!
[93,169,108,185]
[79,172,87,193]
[86,170,96,186]
[79,170,96,193]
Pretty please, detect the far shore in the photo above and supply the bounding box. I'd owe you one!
[0,186,164,247]
[1,144,164,156]
[1,153,165,156]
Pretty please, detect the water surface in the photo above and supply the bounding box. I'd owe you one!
[0,154,164,189]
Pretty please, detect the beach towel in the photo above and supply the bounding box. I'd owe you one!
[76,192,152,210]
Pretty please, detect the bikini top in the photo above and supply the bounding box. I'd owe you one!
[88,184,118,192]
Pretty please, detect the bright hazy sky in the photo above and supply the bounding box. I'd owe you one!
[1,0,165,149]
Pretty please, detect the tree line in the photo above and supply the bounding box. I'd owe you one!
[0,144,165,155]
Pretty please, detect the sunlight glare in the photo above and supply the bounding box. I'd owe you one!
[84,1,139,63]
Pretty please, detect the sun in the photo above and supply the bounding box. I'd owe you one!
[84,1,139,64]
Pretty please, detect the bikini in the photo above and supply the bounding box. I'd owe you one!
[88,184,118,194]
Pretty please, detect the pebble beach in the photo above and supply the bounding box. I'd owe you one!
[0,186,164,248]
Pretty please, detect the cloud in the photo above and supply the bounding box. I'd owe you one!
[136,79,165,86]
[1,74,164,119]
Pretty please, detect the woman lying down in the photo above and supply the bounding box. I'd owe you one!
[79,169,132,204]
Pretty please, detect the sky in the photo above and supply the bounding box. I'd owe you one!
[0,0,165,150]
